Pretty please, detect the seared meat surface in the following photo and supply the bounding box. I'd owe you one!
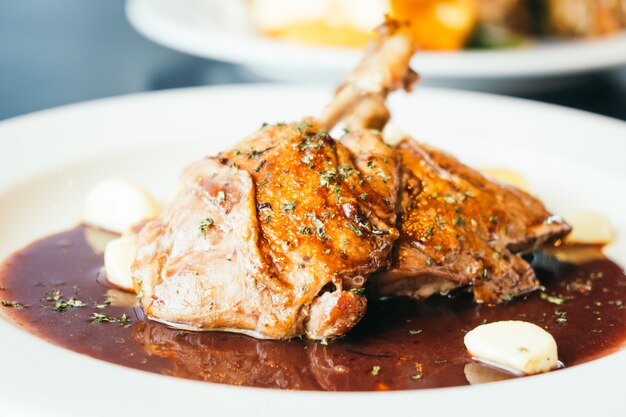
[133,123,399,339]
[130,18,572,342]
[131,21,414,340]
[370,138,571,303]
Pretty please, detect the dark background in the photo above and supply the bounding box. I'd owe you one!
[1,0,625,122]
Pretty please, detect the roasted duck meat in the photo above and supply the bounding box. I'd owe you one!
[132,22,415,340]
[133,126,399,340]
[370,138,571,303]
[132,14,571,343]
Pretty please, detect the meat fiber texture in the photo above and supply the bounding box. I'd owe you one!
[370,138,571,304]
[133,123,399,340]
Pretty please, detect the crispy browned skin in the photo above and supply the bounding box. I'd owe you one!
[131,21,416,340]
[133,122,399,340]
[370,138,571,304]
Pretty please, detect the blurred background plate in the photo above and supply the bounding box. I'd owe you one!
[126,0,626,93]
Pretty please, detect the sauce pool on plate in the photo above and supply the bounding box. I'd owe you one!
[1,225,625,391]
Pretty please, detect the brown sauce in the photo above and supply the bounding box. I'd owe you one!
[1,225,625,391]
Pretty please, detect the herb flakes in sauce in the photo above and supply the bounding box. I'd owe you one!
[91,312,131,326]
[1,300,24,309]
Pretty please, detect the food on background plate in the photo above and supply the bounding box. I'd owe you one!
[0,18,624,392]
[249,0,626,50]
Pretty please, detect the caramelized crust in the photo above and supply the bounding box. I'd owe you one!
[133,122,400,339]
[371,138,571,304]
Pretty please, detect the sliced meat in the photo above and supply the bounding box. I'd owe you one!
[370,138,571,304]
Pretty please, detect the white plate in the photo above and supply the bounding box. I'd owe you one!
[0,85,625,416]
[125,0,626,93]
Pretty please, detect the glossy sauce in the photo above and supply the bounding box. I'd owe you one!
[1,225,625,391]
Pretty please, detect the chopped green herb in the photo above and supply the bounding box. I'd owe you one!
[46,289,85,312]
[338,165,355,179]
[216,191,225,203]
[312,218,327,239]
[283,200,296,212]
[247,149,259,160]
[492,252,500,260]
[376,168,390,183]
[199,218,215,238]
[298,226,313,235]
[1,300,24,309]
[360,192,368,200]
[54,298,85,312]
[91,312,131,326]
[443,194,456,204]
[453,217,466,226]
[264,215,271,224]
[350,288,365,295]
[434,245,442,251]
[519,347,529,353]
[426,258,434,266]
[253,160,266,173]
[540,293,565,305]
[95,294,113,309]
[371,365,381,376]
[345,221,363,237]
[319,168,338,187]
[383,198,391,206]
[46,289,61,302]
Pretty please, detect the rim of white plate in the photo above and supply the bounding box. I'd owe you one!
[126,0,626,78]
